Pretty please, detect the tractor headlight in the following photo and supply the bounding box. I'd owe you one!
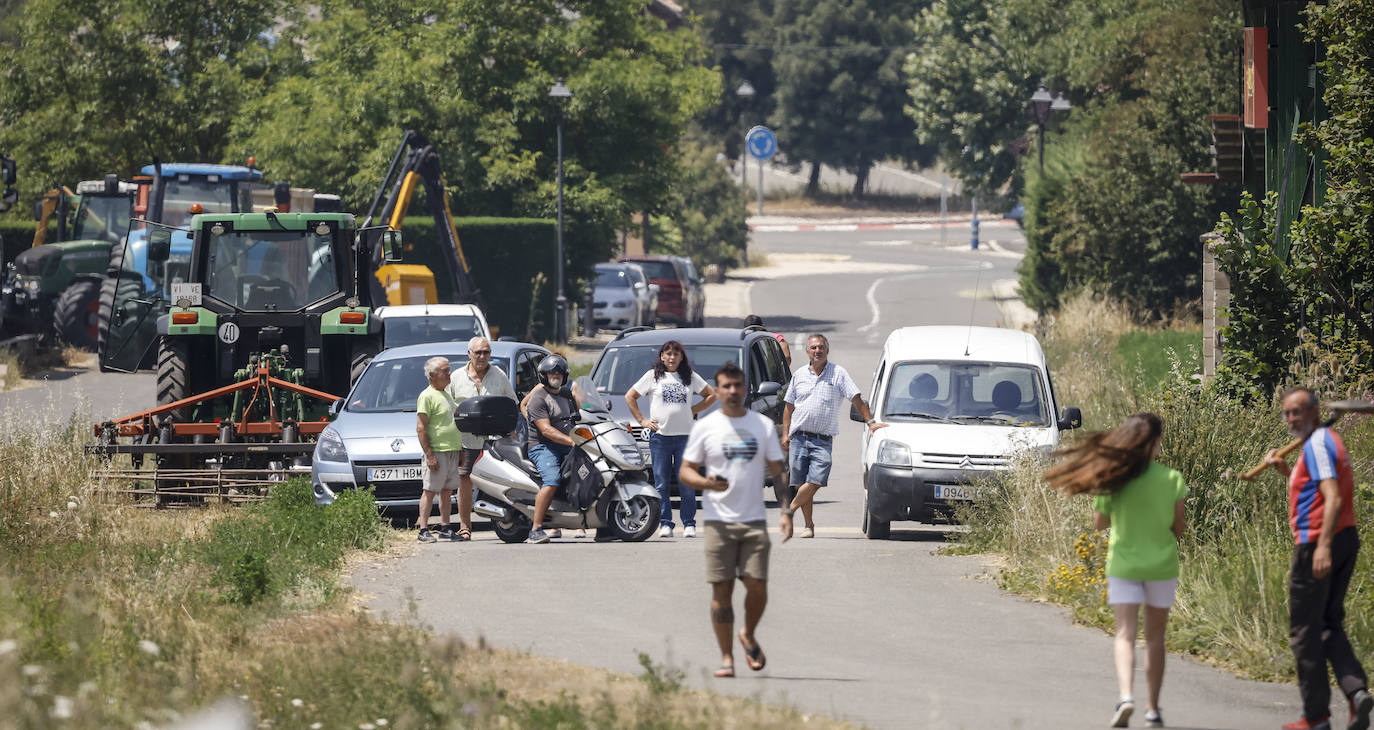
[23,279,41,296]
[317,427,349,462]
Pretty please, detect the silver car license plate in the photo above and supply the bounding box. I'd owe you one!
[367,466,424,482]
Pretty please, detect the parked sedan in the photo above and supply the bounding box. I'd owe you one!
[592,262,657,330]
[311,340,549,508]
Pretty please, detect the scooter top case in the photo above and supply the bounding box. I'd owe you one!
[455,395,518,436]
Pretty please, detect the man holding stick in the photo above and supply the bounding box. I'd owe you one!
[1266,387,1372,730]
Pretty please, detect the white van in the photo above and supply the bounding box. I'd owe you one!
[855,326,1081,539]
[374,304,491,350]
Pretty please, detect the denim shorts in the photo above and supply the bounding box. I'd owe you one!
[527,442,570,488]
[788,431,834,487]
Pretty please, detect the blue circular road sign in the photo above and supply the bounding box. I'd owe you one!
[746,126,777,160]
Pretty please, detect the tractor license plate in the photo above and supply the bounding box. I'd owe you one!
[368,466,424,482]
[933,484,981,501]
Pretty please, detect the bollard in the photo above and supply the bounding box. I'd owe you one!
[582,289,596,338]
[970,192,979,250]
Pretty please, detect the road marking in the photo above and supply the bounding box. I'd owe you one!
[858,264,994,334]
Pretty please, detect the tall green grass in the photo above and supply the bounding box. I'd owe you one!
[960,293,1374,680]
[0,408,850,728]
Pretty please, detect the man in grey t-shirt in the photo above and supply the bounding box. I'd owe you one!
[524,355,578,544]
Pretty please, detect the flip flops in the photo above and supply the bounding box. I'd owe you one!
[738,630,766,671]
[713,664,735,678]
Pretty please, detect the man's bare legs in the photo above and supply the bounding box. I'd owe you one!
[457,474,475,533]
[1143,605,1170,712]
[532,484,557,530]
[738,576,768,657]
[789,482,820,528]
[418,488,453,530]
[711,581,736,673]
[711,577,768,674]
[1113,603,1140,701]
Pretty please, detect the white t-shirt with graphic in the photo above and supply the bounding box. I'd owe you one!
[631,369,710,436]
[684,410,784,523]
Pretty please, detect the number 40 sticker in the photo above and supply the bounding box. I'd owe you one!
[218,322,240,344]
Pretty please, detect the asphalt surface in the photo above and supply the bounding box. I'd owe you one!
[351,221,1300,729]
[0,219,1302,728]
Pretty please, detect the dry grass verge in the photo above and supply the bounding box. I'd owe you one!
[0,408,853,729]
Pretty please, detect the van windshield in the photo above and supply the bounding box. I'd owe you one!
[881,361,1048,426]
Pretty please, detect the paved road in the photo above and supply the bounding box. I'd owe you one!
[352,221,1299,729]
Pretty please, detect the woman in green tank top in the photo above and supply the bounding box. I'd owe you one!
[1046,413,1187,729]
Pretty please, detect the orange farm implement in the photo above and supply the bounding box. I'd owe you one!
[86,349,339,505]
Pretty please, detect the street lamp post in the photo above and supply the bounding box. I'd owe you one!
[549,78,573,343]
[735,81,755,185]
[1029,85,1072,174]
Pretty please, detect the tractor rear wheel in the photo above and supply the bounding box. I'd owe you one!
[157,338,191,421]
[53,278,102,351]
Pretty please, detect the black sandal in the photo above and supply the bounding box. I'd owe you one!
[457,528,472,541]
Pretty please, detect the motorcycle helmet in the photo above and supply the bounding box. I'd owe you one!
[537,354,569,389]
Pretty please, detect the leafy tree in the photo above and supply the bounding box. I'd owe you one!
[905,0,1038,195]
[0,0,296,200]
[663,138,749,274]
[687,0,776,160]
[233,0,718,275]
[769,0,929,197]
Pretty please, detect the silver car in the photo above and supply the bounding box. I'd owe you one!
[592,262,657,330]
[311,340,550,508]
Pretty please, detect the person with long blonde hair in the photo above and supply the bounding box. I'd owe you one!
[1045,413,1186,728]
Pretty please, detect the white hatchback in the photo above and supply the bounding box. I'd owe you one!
[374,303,491,350]
[855,326,1081,539]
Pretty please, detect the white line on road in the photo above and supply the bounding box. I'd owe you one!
[857,264,993,333]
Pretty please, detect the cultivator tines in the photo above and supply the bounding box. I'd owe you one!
[85,351,341,505]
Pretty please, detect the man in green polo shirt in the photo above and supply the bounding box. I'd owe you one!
[416,356,462,543]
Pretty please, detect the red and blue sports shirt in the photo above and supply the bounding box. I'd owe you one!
[1288,427,1356,545]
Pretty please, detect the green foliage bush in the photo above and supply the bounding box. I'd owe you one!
[958,296,1374,680]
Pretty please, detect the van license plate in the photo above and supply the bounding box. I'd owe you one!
[368,466,424,482]
[934,484,979,501]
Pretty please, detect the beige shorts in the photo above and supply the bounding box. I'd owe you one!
[704,520,771,583]
[422,450,464,493]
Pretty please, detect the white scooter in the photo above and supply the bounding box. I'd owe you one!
[460,378,660,543]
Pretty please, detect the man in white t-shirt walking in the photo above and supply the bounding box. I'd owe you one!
[681,361,793,679]
[783,333,886,537]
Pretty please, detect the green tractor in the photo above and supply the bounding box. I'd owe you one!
[0,175,137,348]
[101,211,399,423]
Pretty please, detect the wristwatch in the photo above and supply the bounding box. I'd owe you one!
[866,419,876,425]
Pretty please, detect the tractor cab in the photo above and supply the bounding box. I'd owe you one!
[101,212,399,411]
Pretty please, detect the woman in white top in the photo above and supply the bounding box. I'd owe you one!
[626,340,716,538]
